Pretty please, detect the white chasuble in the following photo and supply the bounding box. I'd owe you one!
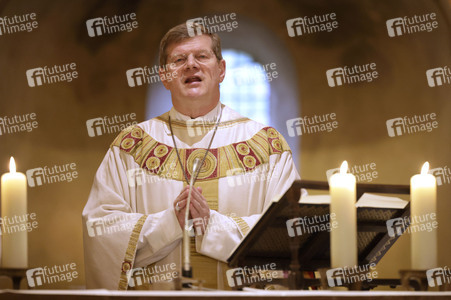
[82,103,300,290]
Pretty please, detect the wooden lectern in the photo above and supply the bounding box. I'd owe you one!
[227,180,411,290]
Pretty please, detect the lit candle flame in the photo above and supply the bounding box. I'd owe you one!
[9,156,16,173]
[421,162,429,175]
[340,160,348,174]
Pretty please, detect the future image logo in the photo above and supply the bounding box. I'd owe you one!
[0,113,38,136]
[26,63,78,87]
[426,67,451,87]
[386,217,408,237]
[286,113,338,137]
[286,213,337,237]
[326,162,378,183]
[126,164,178,187]
[127,263,178,287]
[386,213,438,238]
[286,13,338,37]
[86,113,137,137]
[26,263,78,287]
[126,64,177,87]
[225,165,280,188]
[86,13,138,37]
[186,13,238,37]
[326,63,378,87]
[326,264,377,287]
[427,267,451,287]
[386,113,438,138]
[86,214,137,237]
[26,163,78,187]
[429,166,451,186]
[0,13,38,36]
[226,263,277,288]
[386,13,438,37]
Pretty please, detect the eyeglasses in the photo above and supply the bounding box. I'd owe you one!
[167,50,216,68]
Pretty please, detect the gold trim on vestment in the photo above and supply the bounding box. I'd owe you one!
[111,124,291,184]
[155,115,251,130]
[117,215,148,290]
[229,215,251,237]
[194,180,219,211]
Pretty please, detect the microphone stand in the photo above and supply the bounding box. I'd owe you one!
[182,158,201,281]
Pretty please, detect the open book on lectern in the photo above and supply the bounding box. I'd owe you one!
[227,180,410,271]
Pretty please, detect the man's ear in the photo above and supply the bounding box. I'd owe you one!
[159,68,170,89]
[218,59,226,83]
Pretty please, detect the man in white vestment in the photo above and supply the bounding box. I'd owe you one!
[82,23,300,290]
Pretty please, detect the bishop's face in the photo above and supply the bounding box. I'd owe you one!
[160,35,225,106]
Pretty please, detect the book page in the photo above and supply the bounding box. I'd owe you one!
[299,192,408,209]
[356,193,408,209]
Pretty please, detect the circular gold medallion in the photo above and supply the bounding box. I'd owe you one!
[154,145,169,158]
[267,128,278,139]
[131,127,143,139]
[236,143,250,155]
[243,155,256,169]
[121,261,132,273]
[121,138,135,150]
[272,139,282,151]
[187,149,217,180]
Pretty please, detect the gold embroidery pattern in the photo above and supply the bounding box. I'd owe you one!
[146,157,160,170]
[112,126,175,176]
[112,126,144,155]
[117,215,148,290]
[131,127,143,139]
[267,127,278,139]
[229,215,251,237]
[236,143,250,155]
[243,155,256,169]
[186,149,218,180]
[156,115,250,130]
[121,138,135,150]
[232,140,261,172]
[154,145,169,158]
[111,126,290,182]
[142,142,173,175]
[272,139,282,152]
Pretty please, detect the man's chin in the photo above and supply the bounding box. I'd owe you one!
[182,88,205,99]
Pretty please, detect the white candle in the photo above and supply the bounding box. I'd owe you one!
[330,161,357,268]
[1,157,28,268]
[410,162,437,270]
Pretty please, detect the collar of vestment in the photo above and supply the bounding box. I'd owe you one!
[169,101,222,122]
[110,121,291,182]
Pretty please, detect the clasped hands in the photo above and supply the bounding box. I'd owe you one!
[173,186,210,234]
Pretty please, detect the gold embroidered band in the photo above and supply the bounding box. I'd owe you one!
[229,215,250,237]
[117,215,148,290]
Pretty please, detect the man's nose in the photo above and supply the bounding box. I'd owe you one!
[185,54,199,69]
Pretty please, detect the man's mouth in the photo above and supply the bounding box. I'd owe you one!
[184,76,202,84]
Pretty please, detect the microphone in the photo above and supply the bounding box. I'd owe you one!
[182,158,201,278]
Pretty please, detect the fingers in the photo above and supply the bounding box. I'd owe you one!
[174,186,209,217]
[189,202,200,218]
[175,186,204,203]
[190,188,207,206]
[174,204,186,229]
[191,186,203,199]
[175,199,187,210]
[189,190,210,220]
[173,186,210,233]
[173,186,192,211]
[174,187,189,203]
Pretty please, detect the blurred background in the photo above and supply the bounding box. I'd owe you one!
[0,0,450,289]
